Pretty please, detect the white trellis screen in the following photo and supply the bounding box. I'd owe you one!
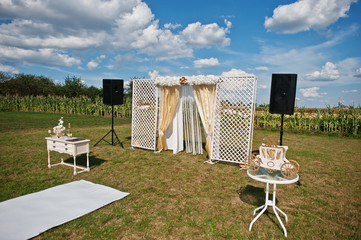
[131,79,158,150]
[210,76,257,164]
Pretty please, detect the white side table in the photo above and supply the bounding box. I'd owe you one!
[46,137,90,175]
[247,168,299,238]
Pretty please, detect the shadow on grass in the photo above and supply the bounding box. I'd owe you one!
[237,185,265,206]
[238,185,283,232]
[64,152,106,169]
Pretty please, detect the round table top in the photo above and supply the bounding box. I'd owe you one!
[247,168,299,185]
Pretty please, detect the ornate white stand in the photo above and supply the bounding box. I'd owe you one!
[247,168,299,238]
[46,137,90,175]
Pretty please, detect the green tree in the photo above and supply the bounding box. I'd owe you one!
[124,79,133,104]
[61,75,86,98]
[0,72,104,99]
[86,86,102,100]
[0,72,12,83]
[0,72,56,96]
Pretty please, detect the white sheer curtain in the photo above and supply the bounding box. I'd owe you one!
[182,86,203,155]
[192,84,216,155]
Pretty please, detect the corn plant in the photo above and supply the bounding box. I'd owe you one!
[0,95,132,118]
[254,105,361,136]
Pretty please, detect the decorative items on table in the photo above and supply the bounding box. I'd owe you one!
[245,137,300,179]
[67,123,72,138]
[48,117,72,138]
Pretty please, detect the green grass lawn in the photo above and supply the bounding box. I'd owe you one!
[0,112,360,239]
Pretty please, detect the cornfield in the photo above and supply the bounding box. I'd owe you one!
[254,105,361,136]
[0,95,132,118]
[1,95,360,136]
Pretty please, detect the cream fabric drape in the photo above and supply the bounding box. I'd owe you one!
[192,84,216,154]
[157,86,180,151]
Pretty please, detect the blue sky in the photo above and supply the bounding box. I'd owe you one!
[0,0,360,107]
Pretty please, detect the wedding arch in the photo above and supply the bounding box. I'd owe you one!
[131,75,257,164]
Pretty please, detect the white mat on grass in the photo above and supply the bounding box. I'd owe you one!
[0,180,129,240]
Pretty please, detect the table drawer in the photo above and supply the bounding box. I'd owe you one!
[48,141,73,153]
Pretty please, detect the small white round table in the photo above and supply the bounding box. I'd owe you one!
[247,168,299,238]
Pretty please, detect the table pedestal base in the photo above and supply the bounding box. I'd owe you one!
[249,183,288,237]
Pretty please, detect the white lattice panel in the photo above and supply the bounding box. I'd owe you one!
[131,79,158,150]
[210,76,257,164]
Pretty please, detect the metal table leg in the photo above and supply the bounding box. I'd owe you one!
[249,183,288,237]
[271,184,288,237]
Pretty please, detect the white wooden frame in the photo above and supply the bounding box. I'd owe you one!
[131,79,158,151]
[210,76,257,164]
[130,75,257,165]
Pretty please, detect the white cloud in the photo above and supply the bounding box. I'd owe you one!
[257,44,319,76]
[258,84,267,89]
[0,63,19,73]
[105,65,114,70]
[148,70,159,79]
[354,68,361,78]
[221,68,252,77]
[134,26,193,60]
[300,87,322,97]
[86,55,107,70]
[342,89,358,93]
[304,62,340,81]
[265,0,357,33]
[0,0,232,66]
[0,46,80,66]
[87,60,99,70]
[193,58,219,68]
[107,53,143,69]
[257,25,358,77]
[0,19,102,49]
[164,23,181,29]
[255,66,269,71]
[182,20,231,47]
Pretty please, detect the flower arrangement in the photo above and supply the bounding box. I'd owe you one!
[155,75,219,87]
[186,75,218,85]
[49,117,66,138]
[155,76,181,86]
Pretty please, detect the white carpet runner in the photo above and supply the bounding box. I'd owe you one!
[0,180,129,240]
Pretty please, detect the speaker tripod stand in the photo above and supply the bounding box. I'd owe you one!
[94,105,123,147]
[279,113,285,146]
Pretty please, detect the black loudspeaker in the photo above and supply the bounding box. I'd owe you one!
[269,74,297,115]
[103,79,124,105]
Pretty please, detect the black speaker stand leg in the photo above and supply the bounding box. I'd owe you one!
[110,128,123,148]
[94,129,112,146]
[94,105,124,148]
[280,113,284,146]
